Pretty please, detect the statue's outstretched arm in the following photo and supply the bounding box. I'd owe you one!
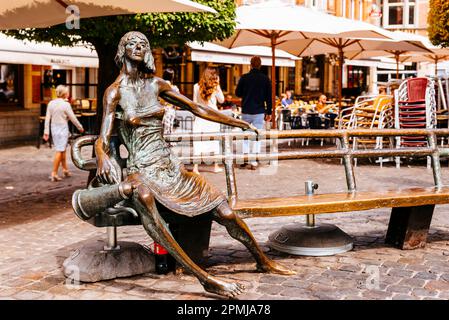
[158,79,256,132]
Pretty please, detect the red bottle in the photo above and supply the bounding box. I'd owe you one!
[153,242,170,274]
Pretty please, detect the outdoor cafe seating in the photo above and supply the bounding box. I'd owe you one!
[276,98,339,131]
[337,94,394,167]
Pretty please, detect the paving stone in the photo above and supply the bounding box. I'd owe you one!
[387,269,415,278]
[338,264,361,273]
[279,287,312,298]
[256,284,284,296]
[360,289,392,300]
[398,278,426,288]
[281,279,311,289]
[392,294,416,300]
[440,273,449,282]
[424,280,449,291]
[343,295,364,300]
[413,271,439,280]
[411,288,438,298]
[386,284,411,294]
[13,290,44,300]
[259,274,289,285]
[405,265,430,273]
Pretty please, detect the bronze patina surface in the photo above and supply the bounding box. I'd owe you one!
[75,31,294,298]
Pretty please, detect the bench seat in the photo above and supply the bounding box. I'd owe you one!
[233,186,449,219]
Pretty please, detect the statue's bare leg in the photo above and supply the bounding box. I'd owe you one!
[131,183,245,298]
[212,201,296,275]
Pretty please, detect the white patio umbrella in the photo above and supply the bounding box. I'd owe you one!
[0,0,216,30]
[343,31,434,79]
[274,32,431,107]
[216,1,391,125]
[386,35,449,77]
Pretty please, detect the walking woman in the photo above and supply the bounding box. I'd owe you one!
[43,85,84,181]
[192,66,224,174]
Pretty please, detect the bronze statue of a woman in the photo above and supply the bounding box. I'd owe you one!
[95,31,294,298]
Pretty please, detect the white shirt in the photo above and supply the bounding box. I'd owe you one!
[193,83,224,109]
[44,98,83,135]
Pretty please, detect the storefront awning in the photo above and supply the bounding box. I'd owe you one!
[0,34,98,68]
[345,58,411,70]
[188,42,298,67]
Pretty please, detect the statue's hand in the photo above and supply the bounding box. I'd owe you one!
[245,123,260,136]
[96,153,122,185]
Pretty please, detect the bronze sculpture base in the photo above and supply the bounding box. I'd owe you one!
[268,223,353,256]
[63,241,155,283]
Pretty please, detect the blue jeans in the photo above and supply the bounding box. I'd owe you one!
[241,113,265,164]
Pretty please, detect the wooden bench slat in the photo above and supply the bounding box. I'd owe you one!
[233,186,449,218]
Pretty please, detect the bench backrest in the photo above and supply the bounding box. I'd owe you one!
[164,129,449,205]
[72,129,449,206]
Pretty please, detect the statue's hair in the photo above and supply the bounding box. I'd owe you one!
[115,31,155,74]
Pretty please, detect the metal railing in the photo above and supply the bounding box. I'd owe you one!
[73,128,449,206]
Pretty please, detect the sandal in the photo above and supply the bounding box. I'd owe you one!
[50,174,62,182]
[63,170,72,178]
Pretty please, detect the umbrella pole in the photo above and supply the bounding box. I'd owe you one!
[271,36,277,129]
[435,57,438,78]
[338,47,344,111]
[395,54,400,80]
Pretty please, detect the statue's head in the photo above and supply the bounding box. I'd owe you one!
[115,31,155,74]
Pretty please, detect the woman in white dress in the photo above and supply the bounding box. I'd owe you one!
[43,85,84,181]
[192,66,224,174]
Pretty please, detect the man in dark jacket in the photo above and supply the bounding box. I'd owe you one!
[236,56,272,169]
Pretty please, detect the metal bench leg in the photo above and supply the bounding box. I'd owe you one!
[168,217,212,266]
[104,226,119,250]
[385,205,434,250]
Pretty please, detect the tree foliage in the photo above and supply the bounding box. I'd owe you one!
[4,0,236,49]
[3,0,236,135]
[428,0,449,47]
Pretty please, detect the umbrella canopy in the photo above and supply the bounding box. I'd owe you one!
[271,31,430,107]
[0,0,216,30]
[387,34,449,77]
[216,1,392,126]
[340,31,435,78]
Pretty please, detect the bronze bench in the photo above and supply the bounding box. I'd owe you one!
[165,128,449,250]
[72,128,449,258]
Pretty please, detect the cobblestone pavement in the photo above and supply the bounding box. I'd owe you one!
[1,144,449,300]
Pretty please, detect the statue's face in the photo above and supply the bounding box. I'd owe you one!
[125,36,148,63]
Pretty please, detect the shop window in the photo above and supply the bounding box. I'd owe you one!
[0,64,23,109]
[345,65,368,97]
[301,55,324,93]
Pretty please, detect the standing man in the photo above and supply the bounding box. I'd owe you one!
[236,56,272,170]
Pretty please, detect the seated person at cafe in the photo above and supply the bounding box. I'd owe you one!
[220,94,237,111]
[281,90,294,107]
[315,94,331,114]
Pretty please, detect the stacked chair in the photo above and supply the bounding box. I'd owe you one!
[394,77,437,168]
[337,94,394,167]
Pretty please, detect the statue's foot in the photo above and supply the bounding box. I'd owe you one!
[257,260,296,275]
[203,277,245,298]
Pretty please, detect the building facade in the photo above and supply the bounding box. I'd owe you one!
[233,0,431,98]
[0,35,98,147]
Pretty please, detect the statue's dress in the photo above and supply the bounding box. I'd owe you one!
[117,79,226,217]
